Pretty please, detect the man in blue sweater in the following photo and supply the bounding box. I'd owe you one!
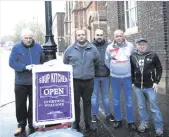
[9,29,43,136]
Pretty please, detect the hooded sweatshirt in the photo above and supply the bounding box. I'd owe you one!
[105,40,134,78]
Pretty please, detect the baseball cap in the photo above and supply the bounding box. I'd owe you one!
[135,38,148,43]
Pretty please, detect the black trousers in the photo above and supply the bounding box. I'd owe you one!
[73,78,94,125]
[15,84,33,128]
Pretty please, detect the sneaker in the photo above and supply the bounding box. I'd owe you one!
[138,121,149,132]
[128,122,137,131]
[106,114,115,122]
[155,129,163,136]
[92,115,97,122]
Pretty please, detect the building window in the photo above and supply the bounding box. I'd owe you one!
[124,1,138,34]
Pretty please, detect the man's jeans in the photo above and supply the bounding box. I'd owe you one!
[134,87,163,130]
[91,77,110,116]
[110,76,135,123]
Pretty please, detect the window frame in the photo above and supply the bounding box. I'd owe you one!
[124,1,138,35]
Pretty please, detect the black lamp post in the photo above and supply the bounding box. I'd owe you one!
[42,1,60,128]
[42,1,57,62]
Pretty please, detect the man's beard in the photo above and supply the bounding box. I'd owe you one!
[96,38,103,43]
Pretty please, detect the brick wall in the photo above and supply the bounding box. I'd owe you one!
[163,2,169,93]
[107,1,169,94]
[107,1,118,40]
[126,2,167,94]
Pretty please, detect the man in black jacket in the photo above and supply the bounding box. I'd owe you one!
[131,38,163,136]
[91,29,114,123]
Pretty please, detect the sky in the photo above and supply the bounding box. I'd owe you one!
[0,0,65,38]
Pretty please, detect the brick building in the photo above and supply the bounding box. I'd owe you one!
[107,1,169,94]
[64,1,169,94]
[64,1,107,44]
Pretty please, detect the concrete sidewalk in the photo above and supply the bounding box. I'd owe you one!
[98,91,169,137]
[1,92,169,137]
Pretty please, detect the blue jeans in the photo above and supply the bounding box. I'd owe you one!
[110,76,135,123]
[91,77,110,116]
[134,87,163,130]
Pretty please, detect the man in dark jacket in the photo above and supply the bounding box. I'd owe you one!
[63,29,100,131]
[91,29,114,123]
[9,29,43,136]
[131,38,163,136]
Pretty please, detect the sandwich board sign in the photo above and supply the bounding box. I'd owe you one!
[32,61,75,127]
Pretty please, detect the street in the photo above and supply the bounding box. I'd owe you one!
[0,50,15,107]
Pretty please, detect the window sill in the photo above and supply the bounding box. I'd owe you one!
[124,26,138,36]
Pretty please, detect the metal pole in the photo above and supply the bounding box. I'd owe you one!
[42,1,57,62]
[42,1,60,128]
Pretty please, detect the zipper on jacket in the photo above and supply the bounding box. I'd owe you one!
[82,50,85,75]
[82,50,85,63]
[133,53,151,89]
[133,55,144,89]
[150,71,154,82]
[135,72,137,80]
[29,48,32,64]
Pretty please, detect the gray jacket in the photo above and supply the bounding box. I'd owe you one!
[63,41,100,80]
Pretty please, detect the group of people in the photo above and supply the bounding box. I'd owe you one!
[9,28,163,137]
[63,28,163,136]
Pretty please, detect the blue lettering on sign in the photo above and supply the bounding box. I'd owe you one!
[40,85,68,98]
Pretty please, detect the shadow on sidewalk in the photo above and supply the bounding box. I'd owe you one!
[98,91,169,137]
